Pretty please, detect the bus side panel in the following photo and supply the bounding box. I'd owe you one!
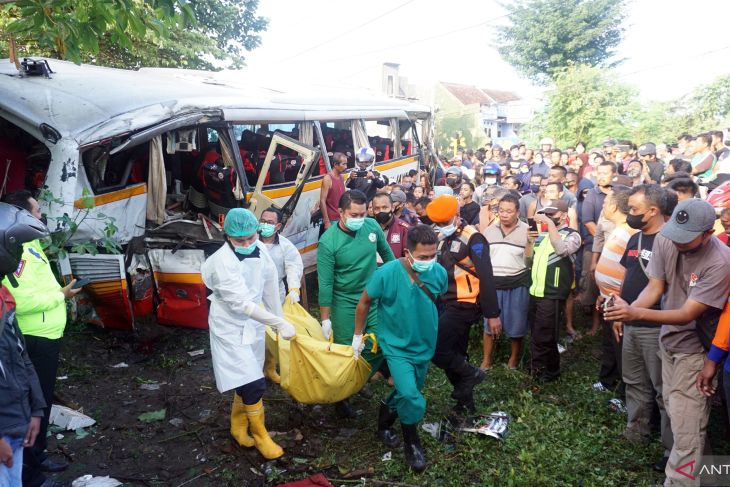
[69,183,147,244]
[70,254,134,330]
[148,249,208,329]
[263,154,420,270]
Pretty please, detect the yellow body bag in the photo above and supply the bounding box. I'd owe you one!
[265,299,375,404]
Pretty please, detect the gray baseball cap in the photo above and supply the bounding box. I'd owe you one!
[660,198,716,244]
[390,189,407,203]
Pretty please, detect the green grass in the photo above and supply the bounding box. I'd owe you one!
[267,318,730,487]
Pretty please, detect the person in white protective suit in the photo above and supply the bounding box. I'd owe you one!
[201,208,296,460]
[257,206,304,384]
[258,207,304,304]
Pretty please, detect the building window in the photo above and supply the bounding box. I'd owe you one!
[387,75,394,96]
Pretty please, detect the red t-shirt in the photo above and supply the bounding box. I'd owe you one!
[324,172,346,222]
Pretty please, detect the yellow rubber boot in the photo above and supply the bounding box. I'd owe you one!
[230,394,254,447]
[244,399,284,460]
[264,346,281,384]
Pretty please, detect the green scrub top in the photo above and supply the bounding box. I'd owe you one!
[366,259,447,360]
[317,217,395,344]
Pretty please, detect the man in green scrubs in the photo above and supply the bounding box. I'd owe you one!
[352,225,447,472]
[318,189,395,416]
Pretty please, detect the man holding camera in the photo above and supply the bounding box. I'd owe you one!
[346,147,387,201]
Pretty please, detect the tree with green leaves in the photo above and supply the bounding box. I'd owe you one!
[524,64,638,148]
[495,0,626,84]
[0,0,267,70]
[679,74,730,133]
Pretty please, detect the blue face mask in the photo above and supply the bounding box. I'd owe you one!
[437,223,456,237]
[345,217,365,231]
[258,223,276,238]
[234,241,258,255]
[410,256,436,273]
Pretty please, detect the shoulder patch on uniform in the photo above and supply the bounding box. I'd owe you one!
[471,242,484,258]
[14,259,25,278]
[368,233,376,242]
[391,233,401,244]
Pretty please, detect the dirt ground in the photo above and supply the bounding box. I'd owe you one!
[49,317,359,487]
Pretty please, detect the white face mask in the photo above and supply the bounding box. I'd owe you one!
[437,223,456,237]
[485,177,497,185]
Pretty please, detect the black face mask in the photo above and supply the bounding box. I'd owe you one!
[40,215,48,226]
[626,213,647,230]
[375,211,392,225]
[420,215,432,225]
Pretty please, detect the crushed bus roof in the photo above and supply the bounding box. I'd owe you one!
[0,59,431,145]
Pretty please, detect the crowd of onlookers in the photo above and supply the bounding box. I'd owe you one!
[327,133,730,484]
[6,131,730,484]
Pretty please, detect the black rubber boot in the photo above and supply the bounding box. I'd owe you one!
[334,398,357,419]
[376,402,400,447]
[452,360,486,401]
[401,423,426,472]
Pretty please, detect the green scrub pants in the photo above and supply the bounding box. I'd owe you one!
[331,292,383,376]
[384,355,429,425]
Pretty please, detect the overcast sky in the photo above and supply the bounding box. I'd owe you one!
[241,0,730,103]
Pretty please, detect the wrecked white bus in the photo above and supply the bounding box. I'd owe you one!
[0,58,434,330]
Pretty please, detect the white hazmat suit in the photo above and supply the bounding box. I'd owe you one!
[202,241,292,393]
[263,234,304,303]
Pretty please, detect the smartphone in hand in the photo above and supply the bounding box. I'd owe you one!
[72,277,91,289]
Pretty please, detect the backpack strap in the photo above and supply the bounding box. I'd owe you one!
[399,258,438,304]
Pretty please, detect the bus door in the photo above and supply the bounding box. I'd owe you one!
[247,132,320,225]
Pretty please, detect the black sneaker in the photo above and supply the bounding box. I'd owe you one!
[653,456,669,472]
[40,457,69,473]
[334,399,357,419]
[453,366,486,401]
[40,480,67,487]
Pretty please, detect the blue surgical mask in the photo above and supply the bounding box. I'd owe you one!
[410,256,436,273]
[437,223,456,237]
[345,217,365,231]
[258,223,276,238]
[234,241,258,255]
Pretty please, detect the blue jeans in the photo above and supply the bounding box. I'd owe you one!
[0,436,23,487]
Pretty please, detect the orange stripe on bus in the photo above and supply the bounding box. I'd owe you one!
[258,156,417,200]
[74,184,146,208]
[87,280,128,292]
[153,272,204,284]
[298,242,318,255]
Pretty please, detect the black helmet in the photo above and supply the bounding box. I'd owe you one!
[0,202,49,276]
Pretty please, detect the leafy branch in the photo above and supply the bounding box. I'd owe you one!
[37,188,122,259]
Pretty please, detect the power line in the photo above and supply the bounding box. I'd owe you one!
[326,12,511,64]
[279,0,417,62]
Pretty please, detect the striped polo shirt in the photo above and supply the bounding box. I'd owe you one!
[595,222,638,298]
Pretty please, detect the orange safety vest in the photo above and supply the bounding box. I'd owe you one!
[437,224,481,304]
